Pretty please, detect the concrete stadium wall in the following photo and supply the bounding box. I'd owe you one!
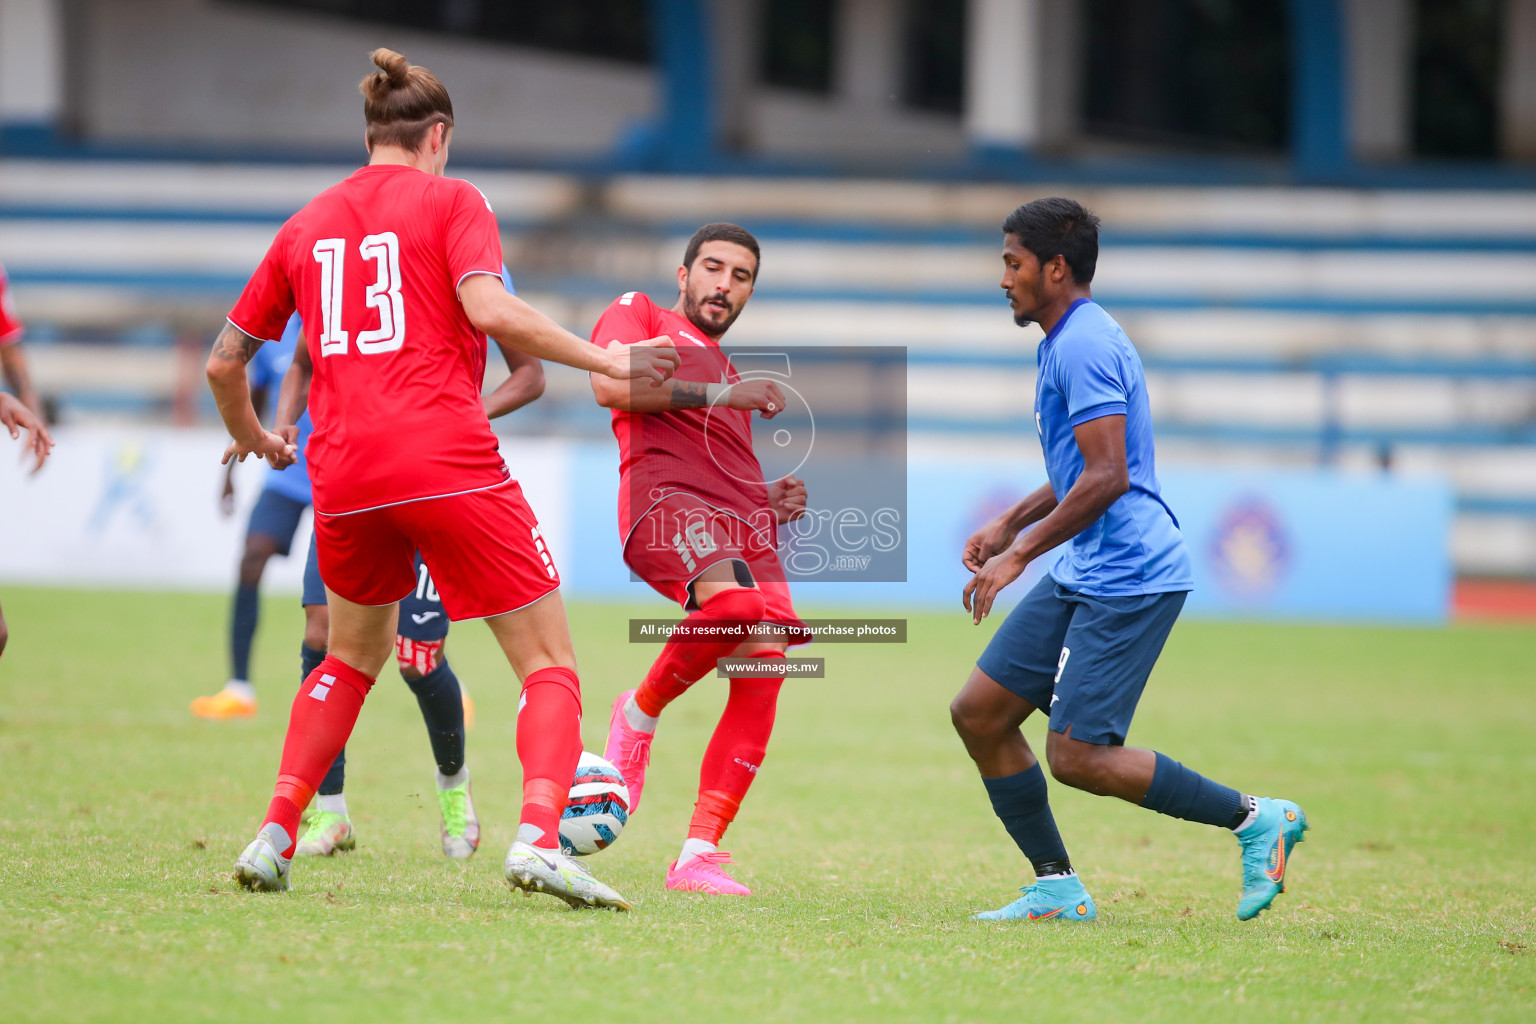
[67,0,655,156]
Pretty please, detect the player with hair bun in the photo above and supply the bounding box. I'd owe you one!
[208,48,678,910]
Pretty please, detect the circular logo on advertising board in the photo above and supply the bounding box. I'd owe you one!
[1209,497,1291,596]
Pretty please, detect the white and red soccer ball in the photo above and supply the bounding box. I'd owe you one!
[558,751,630,856]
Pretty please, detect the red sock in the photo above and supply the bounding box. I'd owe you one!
[516,666,583,849]
[635,587,766,717]
[263,656,374,856]
[687,652,784,844]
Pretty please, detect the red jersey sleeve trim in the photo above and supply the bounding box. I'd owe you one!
[455,268,505,293]
[0,325,23,345]
[224,316,284,345]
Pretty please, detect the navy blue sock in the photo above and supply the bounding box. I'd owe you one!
[230,584,260,682]
[301,643,346,796]
[300,643,326,682]
[1141,752,1246,828]
[982,763,1073,877]
[405,659,465,777]
[318,747,346,796]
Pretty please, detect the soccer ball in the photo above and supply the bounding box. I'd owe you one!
[558,751,630,856]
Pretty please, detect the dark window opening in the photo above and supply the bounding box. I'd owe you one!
[762,0,835,93]
[904,0,965,113]
[1083,0,1289,151]
[227,0,652,64]
[1412,0,1501,159]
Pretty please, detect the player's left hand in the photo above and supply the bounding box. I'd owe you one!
[222,430,295,470]
[1,392,53,475]
[963,546,1026,625]
[768,474,807,523]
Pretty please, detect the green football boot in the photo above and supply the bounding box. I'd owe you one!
[294,810,356,857]
[437,775,480,860]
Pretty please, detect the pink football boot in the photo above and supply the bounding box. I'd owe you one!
[666,851,752,896]
[603,689,653,815]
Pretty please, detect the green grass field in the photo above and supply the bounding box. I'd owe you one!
[0,586,1532,1023]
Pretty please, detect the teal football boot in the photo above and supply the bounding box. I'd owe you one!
[974,874,1097,922]
[1235,797,1308,920]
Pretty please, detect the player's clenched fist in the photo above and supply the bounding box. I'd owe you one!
[605,336,680,385]
[726,379,785,419]
[768,474,807,523]
[962,514,1017,573]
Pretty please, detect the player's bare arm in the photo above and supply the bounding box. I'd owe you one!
[459,274,678,384]
[964,415,1129,622]
[0,343,41,417]
[0,390,53,474]
[206,322,295,469]
[483,342,545,419]
[221,378,274,513]
[590,371,783,416]
[962,481,1059,572]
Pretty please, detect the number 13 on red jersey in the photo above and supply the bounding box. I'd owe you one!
[312,231,406,356]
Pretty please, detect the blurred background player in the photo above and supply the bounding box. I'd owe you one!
[591,223,808,896]
[950,198,1307,923]
[284,267,548,860]
[192,313,311,719]
[210,48,678,908]
[0,391,51,473]
[0,390,54,660]
[0,259,46,451]
[0,263,54,663]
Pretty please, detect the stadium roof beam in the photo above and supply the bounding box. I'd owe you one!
[962,0,1078,156]
[835,0,905,116]
[650,0,715,165]
[712,0,763,153]
[1290,0,1350,179]
[1343,0,1412,162]
[1504,0,1536,160]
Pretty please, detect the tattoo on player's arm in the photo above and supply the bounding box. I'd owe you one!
[671,381,710,410]
[211,324,263,365]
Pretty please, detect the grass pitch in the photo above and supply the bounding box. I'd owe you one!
[0,586,1532,1023]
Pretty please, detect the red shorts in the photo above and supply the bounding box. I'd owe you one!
[314,480,559,620]
[623,492,808,644]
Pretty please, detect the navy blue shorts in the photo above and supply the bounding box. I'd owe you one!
[301,534,449,642]
[976,575,1187,746]
[397,556,450,642]
[301,531,326,607]
[246,488,308,557]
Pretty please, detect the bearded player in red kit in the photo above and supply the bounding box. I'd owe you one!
[207,49,679,910]
[591,223,809,896]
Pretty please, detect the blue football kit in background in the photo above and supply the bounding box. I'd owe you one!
[1033,298,1192,596]
[979,299,1192,744]
[249,314,314,507]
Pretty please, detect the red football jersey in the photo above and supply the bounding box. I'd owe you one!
[588,291,771,541]
[0,262,23,346]
[228,164,508,515]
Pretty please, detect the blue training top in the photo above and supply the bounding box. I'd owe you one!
[250,314,313,505]
[1034,299,1193,596]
